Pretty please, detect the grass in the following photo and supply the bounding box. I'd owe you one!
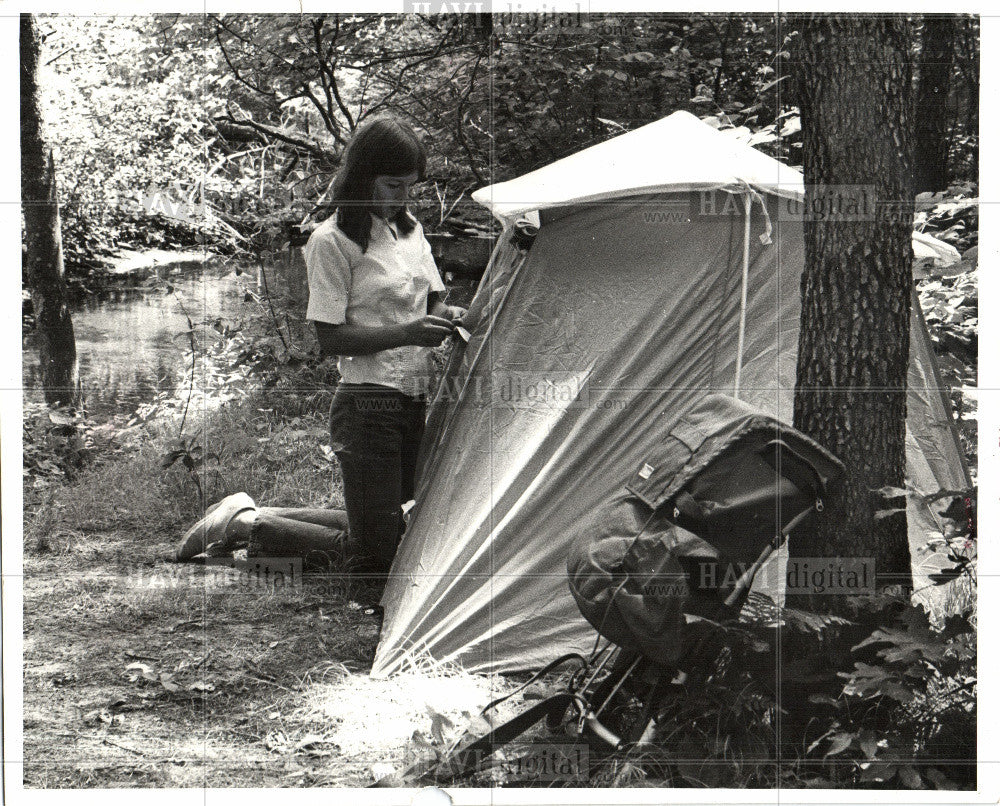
[21,386,524,788]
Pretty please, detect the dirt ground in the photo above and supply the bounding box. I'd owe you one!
[21,477,523,789]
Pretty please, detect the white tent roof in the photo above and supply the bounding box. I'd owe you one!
[471,111,961,269]
[471,110,805,221]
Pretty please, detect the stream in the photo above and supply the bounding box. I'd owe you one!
[22,257,268,420]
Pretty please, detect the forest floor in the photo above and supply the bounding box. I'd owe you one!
[20,389,527,788]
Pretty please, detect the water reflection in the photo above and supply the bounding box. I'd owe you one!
[23,261,253,419]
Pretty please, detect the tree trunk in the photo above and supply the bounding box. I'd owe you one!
[914,15,955,193]
[21,14,79,408]
[790,13,915,605]
[775,14,916,763]
[958,17,978,177]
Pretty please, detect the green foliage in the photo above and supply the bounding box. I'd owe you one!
[177,13,808,241]
[917,184,979,253]
[33,12,979,284]
[23,403,96,485]
[160,432,221,507]
[915,185,978,472]
[37,16,216,276]
[646,634,780,787]
[408,14,796,186]
[573,592,976,789]
[792,488,977,790]
[800,602,976,789]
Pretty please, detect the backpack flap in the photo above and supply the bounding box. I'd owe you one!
[624,411,713,509]
[673,432,843,565]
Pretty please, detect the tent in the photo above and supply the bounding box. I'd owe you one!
[371,110,971,677]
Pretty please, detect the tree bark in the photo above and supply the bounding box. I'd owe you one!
[791,14,915,603]
[914,15,955,193]
[21,14,79,408]
[956,16,978,177]
[774,14,917,762]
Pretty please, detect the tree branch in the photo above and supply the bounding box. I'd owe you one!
[215,29,278,100]
[326,15,356,130]
[311,16,340,133]
[214,114,338,164]
[454,51,486,184]
[301,83,341,143]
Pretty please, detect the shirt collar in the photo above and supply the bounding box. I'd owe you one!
[370,212,399,241]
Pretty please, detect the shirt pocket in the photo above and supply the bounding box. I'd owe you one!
[392,269,431,322]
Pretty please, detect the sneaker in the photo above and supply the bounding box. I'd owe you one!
[174,493,256,562]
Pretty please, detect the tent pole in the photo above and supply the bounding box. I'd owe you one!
[734,192,752,399]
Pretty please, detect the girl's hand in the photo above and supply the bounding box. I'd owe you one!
[401,315,455,346]
[444,305,467,324]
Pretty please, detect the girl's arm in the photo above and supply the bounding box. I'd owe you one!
[315,317,455,357]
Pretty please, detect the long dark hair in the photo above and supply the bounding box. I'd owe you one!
[328,117,427,252]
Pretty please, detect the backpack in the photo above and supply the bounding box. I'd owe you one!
[567,393,844,666]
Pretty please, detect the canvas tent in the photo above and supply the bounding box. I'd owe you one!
[371,110,971,677]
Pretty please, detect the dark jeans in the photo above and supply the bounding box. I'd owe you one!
[329,382,426,575]
[246,507,349,571]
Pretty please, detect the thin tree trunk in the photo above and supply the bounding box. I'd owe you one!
[958,17,979,176]
[712,16,733,102]
[914,15,955,193]
[21,14,79,408]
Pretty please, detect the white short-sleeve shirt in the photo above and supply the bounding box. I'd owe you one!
[305,211,447,398]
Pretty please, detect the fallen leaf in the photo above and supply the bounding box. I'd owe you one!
[427,707,454,746]
[48,409,76,426]
[295,735,340,757]
[187,681,215,692]
[168,619,201,633]
[83,708,113,726]
[898,764,923,789]
[264,730,290,753]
